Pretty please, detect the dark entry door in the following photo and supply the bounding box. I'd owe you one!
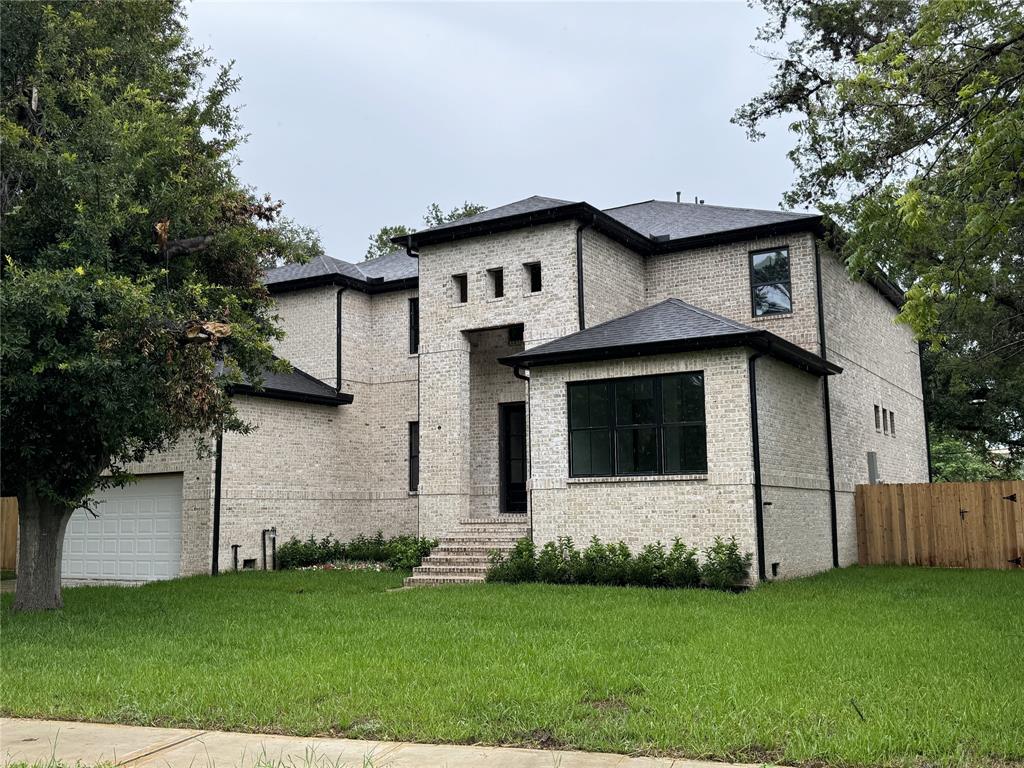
[499,402,527,513]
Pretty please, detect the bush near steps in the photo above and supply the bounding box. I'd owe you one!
[487,535,753,591]
[277,531,438,571]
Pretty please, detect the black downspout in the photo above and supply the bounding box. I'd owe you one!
[748,352,767,583]
[261,528,268,570]
[919,341,934,482]
[814,241,840,568]
[575,221,591,331]
[211,428,223,576]
[342,290,350,397]
[513,366,533,541]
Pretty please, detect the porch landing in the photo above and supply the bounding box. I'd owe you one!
[405,516,528,586]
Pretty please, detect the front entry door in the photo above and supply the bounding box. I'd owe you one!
[499,402,527,513]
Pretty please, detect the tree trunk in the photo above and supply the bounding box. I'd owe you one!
[13,487,74,612]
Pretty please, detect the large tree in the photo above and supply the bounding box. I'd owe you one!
[365,201,486,260]
[0,1,319,610]
[736,0,1023,472]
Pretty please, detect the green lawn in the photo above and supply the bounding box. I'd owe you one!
[2,567,1022,767]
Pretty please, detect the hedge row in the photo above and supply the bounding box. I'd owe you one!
[276,531,437,570]
[486,535,752,591]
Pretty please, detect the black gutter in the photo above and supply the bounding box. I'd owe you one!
[748,352,767,582]
[814,240,840,569]
[499,331,842,377]
[336,288,344,393]
[575,220,592,331]
[919,340,934,482]
[231,386,353,407]
[211,427,223,576]
[265,274,418,297]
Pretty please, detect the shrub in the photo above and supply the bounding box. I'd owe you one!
[486,538,536,583]
[276,532,436,570]
[346,530,389,562]
[575,538,633,586]
[386,535,437,569]
[664,538,700,588]
[277,535,345,570]
[535,537,578,584]
[700,536,753,591]
[630,542,668,587]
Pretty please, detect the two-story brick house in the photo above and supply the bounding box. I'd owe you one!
[59,195,929,585]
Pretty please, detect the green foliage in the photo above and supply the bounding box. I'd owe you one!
[488,536,743,591]
[736,0,1023,463]
[276,531,437,571]
[931,432,1022,482]
[365,201,486,260]
[486,538,536,583]
[0,1,320,510]
[276,535,345,570]
[699,537,754,591]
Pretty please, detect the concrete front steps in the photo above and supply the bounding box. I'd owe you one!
[404,516,528,587]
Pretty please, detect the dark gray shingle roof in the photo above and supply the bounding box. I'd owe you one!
[219,359,352,406]
[412,196,576,235]
[263,250,417,291]
[500,298,840,375]
[603,200,819,241]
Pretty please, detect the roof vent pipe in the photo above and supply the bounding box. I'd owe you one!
[676,191,681,203]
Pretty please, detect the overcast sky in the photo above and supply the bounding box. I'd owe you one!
[186,1,801,261]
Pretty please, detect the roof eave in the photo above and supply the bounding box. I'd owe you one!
[265,274,418,296]
[229,385,354,407]
[650,216,824,254]
[499,331,841,377]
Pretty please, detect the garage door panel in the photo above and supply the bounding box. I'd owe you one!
[62,474,182,583]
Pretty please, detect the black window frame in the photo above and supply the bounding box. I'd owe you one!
[889,410,896,437]
[452,273,468,303]
[882,407,890,435]
[408,421,420,492]
[874,404,882,431]
[749,246,793,317]
[567,371,707,478]
[525,261,542,293]
[408,297,419,354]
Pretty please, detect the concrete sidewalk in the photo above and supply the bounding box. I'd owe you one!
[1,719,752,768]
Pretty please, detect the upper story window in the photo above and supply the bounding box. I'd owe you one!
[750,247,792,316]
[874,404,882,431]
[452,273,468,304]
[408,297,419,354]
[568,371,706,478]
[525,262,542,293]
[488,267,504,299]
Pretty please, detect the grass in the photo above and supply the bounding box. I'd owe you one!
[2,567,1022,768]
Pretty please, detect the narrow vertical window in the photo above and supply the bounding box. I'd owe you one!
[889,411,896,437]
[750,247,792,316]
[882,408,890,435]
[488,268,504,298]
[525,262,542,293]
[874,404,881,431]
[452,273,468,303]
[408,421,420,492]
[408,297,419,354]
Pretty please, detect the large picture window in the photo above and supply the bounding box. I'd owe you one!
[568,372,706,477]
[750,247,792,316]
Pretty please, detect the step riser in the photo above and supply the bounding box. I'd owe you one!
[404,523,529,588]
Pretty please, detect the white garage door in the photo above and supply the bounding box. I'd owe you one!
[62,474,183,582]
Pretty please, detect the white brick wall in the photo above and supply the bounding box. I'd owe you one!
[645,233,821,351]
[529,350,758,560]
[754,356,833,578]
[819,248,929,564]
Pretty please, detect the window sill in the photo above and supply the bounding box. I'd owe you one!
[408,490,419,497]
[750,312,793,322]
[486,296,506,304]
[567,473,707,485]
